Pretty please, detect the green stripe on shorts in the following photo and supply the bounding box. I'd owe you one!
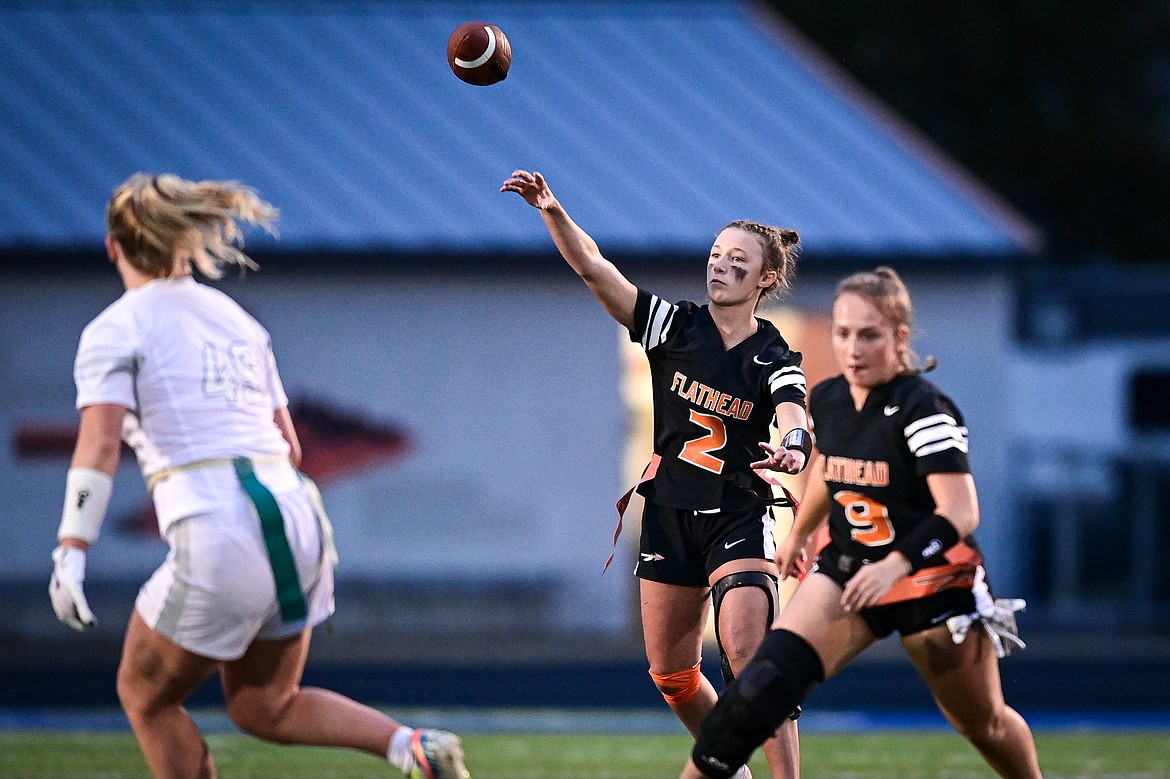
[233,457,307,622]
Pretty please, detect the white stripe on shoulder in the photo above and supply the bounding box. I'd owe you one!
[768,365,806,394]
[641,295,678,350]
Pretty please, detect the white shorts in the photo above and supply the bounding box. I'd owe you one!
[136,473,335,661]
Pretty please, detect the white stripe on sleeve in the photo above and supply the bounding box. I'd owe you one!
[904,413,956,436]
[768,365,806,395]
[641,296,677,350]
[904,413,969,457]
[916,438,969,457]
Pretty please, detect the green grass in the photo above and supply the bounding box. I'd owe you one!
[1,730,1168,778]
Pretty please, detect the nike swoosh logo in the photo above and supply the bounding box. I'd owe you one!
[724,538,746,549]
[883,405,899,416]
[753,355,773,365]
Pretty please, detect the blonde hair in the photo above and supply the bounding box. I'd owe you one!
[106,173,278,279]
[834,266,937,375]
[720,220,801,307]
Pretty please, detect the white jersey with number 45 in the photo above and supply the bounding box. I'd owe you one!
[73,276,292,530]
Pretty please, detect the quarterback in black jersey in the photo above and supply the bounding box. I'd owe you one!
[684,268,1042,779]
[633,289,807,515]
[504,170,808,779]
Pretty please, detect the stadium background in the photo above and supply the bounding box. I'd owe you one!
[1,0,1168,718]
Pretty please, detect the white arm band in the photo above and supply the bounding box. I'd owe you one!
[57,467,113,544]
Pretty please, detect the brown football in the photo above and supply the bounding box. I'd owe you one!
[447,21,511,86]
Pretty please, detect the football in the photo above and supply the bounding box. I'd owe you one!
[447,21,511,86]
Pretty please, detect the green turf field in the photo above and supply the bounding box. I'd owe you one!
[1,730,1167,778]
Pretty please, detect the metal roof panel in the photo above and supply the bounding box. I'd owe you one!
[0,1,1041,258]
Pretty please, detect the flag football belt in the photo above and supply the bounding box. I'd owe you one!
[875,542,981,605]
[606,454,662,573]
[748,467,800,512]
[803,528,982,606]
[146,454,337,567]
[145,454,290,492]
[605,456,800,573]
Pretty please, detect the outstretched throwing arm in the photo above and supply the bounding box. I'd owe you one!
[502,170,637,329]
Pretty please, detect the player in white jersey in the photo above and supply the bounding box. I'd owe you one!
[49,173,470,779]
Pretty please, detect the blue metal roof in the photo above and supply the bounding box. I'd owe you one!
[0,1,1041,258]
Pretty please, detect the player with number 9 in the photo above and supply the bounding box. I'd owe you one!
[681,267,1041,779]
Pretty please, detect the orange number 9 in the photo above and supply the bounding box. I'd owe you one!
[833,490,894,546]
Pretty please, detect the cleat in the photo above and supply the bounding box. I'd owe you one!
[409,729,470,779]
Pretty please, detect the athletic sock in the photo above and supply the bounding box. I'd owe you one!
[387,726,416,773]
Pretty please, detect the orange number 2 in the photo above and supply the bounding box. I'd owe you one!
[679,410,727,474]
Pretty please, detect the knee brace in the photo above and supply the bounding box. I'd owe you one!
[691,629,824,779]
[711,570,778,686]
[650,662,702,707]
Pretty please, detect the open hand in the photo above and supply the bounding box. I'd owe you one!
[500,170,558,210]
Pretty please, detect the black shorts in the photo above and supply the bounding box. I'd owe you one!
[635,500,776,587]
[813,542,976,638]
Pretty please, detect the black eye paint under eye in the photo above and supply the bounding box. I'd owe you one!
[731,266,747,282]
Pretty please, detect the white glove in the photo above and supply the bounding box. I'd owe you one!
[946,597,1027,658]
[50,545,97,631]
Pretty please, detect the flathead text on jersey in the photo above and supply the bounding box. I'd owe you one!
[670,371,754,420]
[820,455,890,487]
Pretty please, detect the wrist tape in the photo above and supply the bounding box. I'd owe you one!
[894,513,960,572]
[58,467,113,544]
[780,428,813,471]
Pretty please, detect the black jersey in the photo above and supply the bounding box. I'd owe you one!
[629,289,806,511]
[808,373,970,570]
